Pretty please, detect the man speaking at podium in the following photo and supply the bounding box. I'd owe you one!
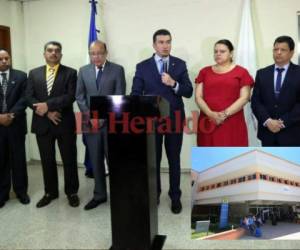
[131,29,193,214]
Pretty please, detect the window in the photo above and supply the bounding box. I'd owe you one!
[223,181,228,186]
[230,179,237,184]
[260,174,267,180]
[217,183,221,188]
[238,176,246,183]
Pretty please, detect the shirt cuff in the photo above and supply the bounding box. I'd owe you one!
[279,119,286,129]
[263,118,271,127]
[172,81,179,93]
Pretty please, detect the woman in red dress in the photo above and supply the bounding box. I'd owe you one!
[195,39,254,146]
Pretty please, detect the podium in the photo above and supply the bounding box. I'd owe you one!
[90,95,168,250]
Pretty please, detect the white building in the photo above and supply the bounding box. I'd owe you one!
[192,150,300,219]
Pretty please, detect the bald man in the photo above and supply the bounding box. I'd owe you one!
[0,49,29,208]
[76,40,126,210]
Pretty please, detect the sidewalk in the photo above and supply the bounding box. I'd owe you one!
[240,222,300,240]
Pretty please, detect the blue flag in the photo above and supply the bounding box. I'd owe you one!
[88,0,99,46]
[84,0,100,174]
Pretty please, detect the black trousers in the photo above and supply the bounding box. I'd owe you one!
[36,132,79,197]
[155,115,183,202]
[0,128,28,200]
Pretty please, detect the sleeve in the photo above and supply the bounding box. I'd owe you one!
[75,68,89,113]
[195,68,206,84]
[10,72,27,116]
[175,61,193,98]
[115,66,126,95]
[239,67,254,88]
[25,70,40,110]
[250,70,271,125]
[131,63,144,95]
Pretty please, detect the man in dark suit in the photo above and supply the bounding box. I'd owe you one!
[76,40,126,210]
[0,49,29,208]
[251,36,300,146]
[26,41,79,208]
[131,29,193,214]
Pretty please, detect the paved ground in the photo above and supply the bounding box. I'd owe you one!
[240,222,300,240]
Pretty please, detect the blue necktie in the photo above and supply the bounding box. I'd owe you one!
[159,59,168,74]
[275,68,284,98]
[159,59,163,74]
[96,66,103,90]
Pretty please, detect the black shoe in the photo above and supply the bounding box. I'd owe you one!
[171,200,182,214]
[85,171,94,178]
[84,198,107,210]
[17,194,30,205]
[0,195,9,208]
[68,194,80,207]
[36,194,58,208]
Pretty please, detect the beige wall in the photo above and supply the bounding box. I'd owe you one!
[1,0,300,168]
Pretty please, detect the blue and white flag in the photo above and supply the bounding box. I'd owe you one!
[84,0,100,172]
[236,0,261,146]
[88,0,100,46]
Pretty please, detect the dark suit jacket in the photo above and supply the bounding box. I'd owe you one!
[131,55,193,120]
[76,61,126,132]
[251,62,300,145]
[76,61,126,113]
[26,64,77,136]
[0,69,27,135]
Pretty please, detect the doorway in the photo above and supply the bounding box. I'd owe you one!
[0,25,11,55]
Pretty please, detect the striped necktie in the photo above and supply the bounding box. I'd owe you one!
[0,73,8,112]
[47,67,55,95]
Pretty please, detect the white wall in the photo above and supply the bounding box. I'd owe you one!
[2,0,300,169]
[23,0,91,163]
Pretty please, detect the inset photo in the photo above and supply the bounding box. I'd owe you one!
[191,147,300,240]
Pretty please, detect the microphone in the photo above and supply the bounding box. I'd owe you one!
[162,58,168,73]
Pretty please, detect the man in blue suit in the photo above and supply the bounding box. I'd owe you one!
[251,36,300,146]
[131,29,193,214]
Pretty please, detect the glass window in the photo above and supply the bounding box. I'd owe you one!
[260,174,267,180]
[238,176,246,183]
